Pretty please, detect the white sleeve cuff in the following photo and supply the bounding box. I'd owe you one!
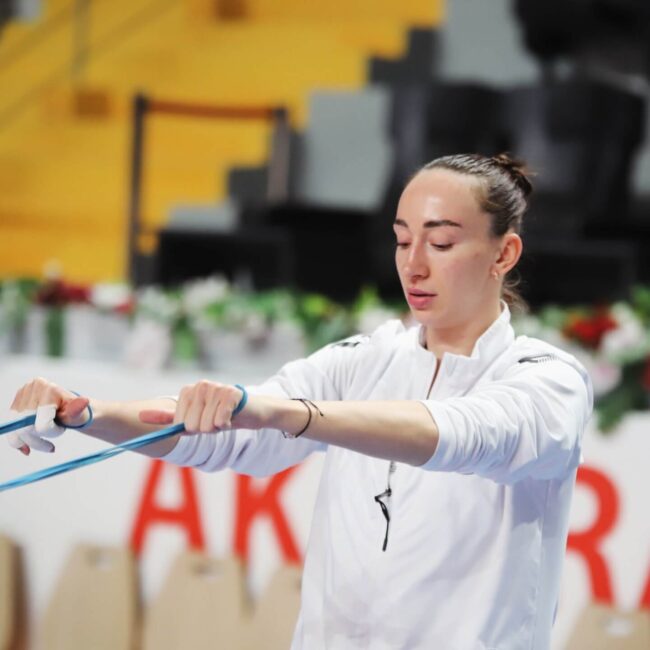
[160,433,208,466]
[418,400,458,472]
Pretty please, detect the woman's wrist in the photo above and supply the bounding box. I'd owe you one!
[267,397,316,437]
[234,395,307,434]
[74,398,106,434]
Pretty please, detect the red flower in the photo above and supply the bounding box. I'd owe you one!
[114,297,135,315]
[35,279,91,307]
[563,310,618,350]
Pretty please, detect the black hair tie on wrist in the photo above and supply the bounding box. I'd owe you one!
[282,399,324,439]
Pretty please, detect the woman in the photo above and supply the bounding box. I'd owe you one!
[8,153,593,649]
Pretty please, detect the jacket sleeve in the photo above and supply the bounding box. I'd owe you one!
[161,341,359,477]
[419,358,593,484]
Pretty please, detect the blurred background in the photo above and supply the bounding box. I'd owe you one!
[1,1,649,648]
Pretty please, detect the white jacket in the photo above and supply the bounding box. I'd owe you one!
[164,303,593,650]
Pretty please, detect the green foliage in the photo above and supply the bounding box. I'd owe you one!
[294,293,355,352]
[596,361,648,433]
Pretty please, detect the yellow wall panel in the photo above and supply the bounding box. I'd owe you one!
[0,225,125,283]
[0,0,443,282]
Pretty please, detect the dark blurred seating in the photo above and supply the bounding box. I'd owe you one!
[368,28,439,85]
[503,79,646,237]
[159,88,392,301]
[382,81,504,210]
[512,0,588,65]
[513,0,650,78]
[156,71,648,308]
[501,78,646,306]
[518,240,639,306]
[157,227,295,289]
[0,0,13,36]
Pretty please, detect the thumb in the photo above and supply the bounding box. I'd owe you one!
[139,409,175,426]
[57,396,90,426]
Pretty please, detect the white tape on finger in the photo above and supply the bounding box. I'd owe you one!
[35,404,65,439]
[5,409,34,449]
[4,408,58,453]
[6,431,24,449]
[21,430,55,453]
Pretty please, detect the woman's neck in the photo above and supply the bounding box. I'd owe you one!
[424,302,503,360]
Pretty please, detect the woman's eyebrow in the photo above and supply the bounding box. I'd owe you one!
[394,218,463,229]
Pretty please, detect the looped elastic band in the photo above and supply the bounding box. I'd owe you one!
[55,390,94,430]
[0,382,249,494]
[232,384,248,416]
[0,422,185,493]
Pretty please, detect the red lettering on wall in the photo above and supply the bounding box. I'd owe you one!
[130,460,205,555]
[567,466,619,603]
[234,467,301,564]
[639,564,650,609]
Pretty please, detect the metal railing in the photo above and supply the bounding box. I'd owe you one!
[128,93,292,284]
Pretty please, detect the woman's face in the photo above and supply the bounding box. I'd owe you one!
[394,168,508,331]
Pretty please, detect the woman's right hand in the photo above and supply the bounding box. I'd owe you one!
[8,378,91,455]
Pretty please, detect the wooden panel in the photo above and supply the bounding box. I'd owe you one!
[37,545,138,650]
[0,535,15,650]
[142,552,249,650]
[566,603,650,650]
[0,534,27,650]
[246,564,302,650]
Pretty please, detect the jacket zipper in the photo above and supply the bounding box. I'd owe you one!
[375,461,396,552]
[377,357,437,552]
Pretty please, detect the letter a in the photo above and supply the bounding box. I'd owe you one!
[130,460,206,556]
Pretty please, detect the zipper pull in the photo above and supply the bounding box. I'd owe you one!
[374,461,397,552]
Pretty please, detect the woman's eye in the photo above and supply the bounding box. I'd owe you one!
[395,242,410,249]
[430,243,453,251]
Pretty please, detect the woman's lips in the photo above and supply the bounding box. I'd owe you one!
[407,291,437,309]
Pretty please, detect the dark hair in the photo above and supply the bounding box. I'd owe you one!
[420,152,532,315]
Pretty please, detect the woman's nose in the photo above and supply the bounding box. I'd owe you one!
[404,245,429,279]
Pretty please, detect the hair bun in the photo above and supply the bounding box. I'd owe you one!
[491,153,533,197]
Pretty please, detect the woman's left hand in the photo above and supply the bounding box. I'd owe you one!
[139,381,252,433]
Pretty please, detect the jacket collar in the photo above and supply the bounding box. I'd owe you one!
[414,301,515,390]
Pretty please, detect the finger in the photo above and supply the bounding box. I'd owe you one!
[183,389,206,433]
[139,409,175,425]
[6,431,32,456]
[23,378,43,410]
[199,392,220,433]
[10,385,26,411]
[35,404,65,438]
[21,430,55,453]
[174,385,193,427]
[56,396,90,427]
[214,399,238,429]
[7,431,25,449]
[214,388,240,429]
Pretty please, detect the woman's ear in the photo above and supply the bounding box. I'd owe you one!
[494,233,522,276]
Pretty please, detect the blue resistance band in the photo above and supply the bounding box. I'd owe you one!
[0,414,37,437]
[0,422,184,493]
[0,385,248,494]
